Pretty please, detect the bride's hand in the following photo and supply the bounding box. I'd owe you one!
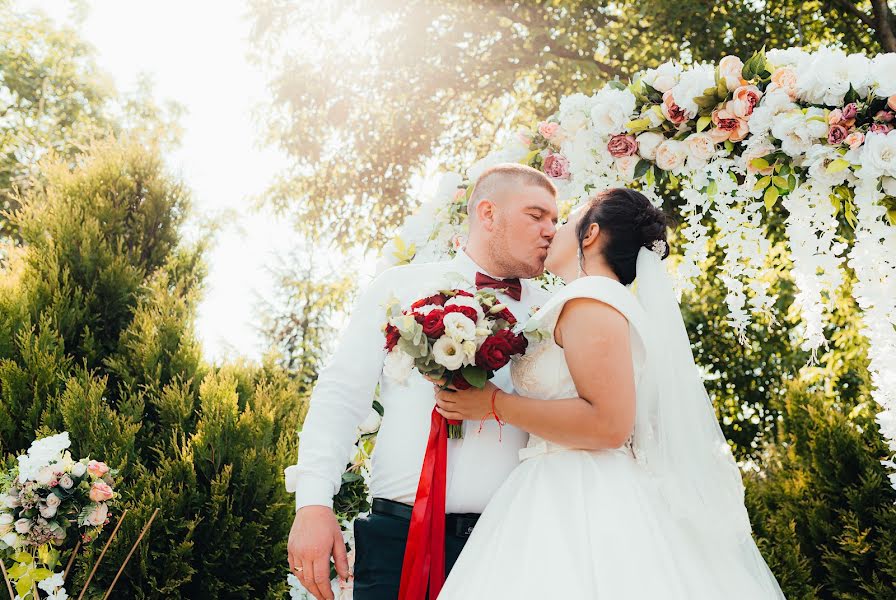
[434,381,501,422]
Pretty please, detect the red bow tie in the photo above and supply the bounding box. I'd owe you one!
[475,272,522,301]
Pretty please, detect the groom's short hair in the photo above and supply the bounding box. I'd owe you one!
[467,163,557,218]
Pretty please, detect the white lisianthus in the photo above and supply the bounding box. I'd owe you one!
[461,341,477,365]
[641,62,682,93]
[557,93,594,133]
[861,131,896,178]
[669,63,715,116]
[654,140,688,172]
[590,88,636,136]
[445,296,484,321]
[71,462,87,477]
[443,312,477,342]
[870,53,896,96]
[383,348,415,385]
[636,131,665,161]
[684,133,716,165]
[413,304,442,316]
[432,336,465,371]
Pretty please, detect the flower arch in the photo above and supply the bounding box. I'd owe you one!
[379,46,896,489]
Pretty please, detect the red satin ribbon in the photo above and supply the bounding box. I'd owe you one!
[398,407,448,600]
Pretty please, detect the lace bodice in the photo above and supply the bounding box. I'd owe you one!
[510,276,649,459]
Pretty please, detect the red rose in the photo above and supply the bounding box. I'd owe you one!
[476,332,515,371]
[493,307,517,326]
[411,294,447,310]
[444,304,479,322]
[451,373,472,390]
[453,290,474,298]
[421,309,446,338]
[384,324,400,351]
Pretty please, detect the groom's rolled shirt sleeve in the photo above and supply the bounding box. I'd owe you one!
[290,271,394,510]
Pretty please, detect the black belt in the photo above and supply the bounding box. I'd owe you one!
[371,498,480,539]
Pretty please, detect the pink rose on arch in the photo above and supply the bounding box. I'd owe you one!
[828,108,844,125]
[889,95,896,111]
[85,503,109,527]
[828,124,848,145]
[730,85,762,118]
[87,460,110,478]
[89,481,114,502]
[607,134,638,158]
[718,56,746,91]
[538,121,560,140]
[841,103,858,121]
[876,110,895,123]
[871,123,894,134]
[542,152,570,179]
[770,67,798,100]
[709,104,749,143]
[844,131,865,149]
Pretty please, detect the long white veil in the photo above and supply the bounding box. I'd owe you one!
[632,247,753,537]
[631,247,786,598]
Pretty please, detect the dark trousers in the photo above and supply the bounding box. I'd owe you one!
[352,500,476,600]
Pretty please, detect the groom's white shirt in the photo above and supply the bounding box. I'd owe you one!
[287,250,549,513]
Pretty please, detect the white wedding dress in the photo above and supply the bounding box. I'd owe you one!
[438,274,785,599]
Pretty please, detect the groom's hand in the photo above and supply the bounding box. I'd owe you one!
[289,505,350,600]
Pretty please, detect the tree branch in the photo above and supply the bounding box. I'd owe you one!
[831,0,875,29]
[869,0,896,52]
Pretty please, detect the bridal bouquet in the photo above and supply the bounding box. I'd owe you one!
[382,288,527,438]
[0,432,117,600]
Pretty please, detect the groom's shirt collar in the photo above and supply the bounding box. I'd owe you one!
[450,249,502,280]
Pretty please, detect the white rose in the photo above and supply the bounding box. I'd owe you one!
[71,462,87,478]
[636,131,665,161]
[642,62,681,93]
[442,312,477,342]
[654,140,687,172]
[749,88,796,136]
[59,474,74,490]
[862,131,896,178]
[45,494,61,508]
[14,518,31,534]
[685,133,716,164]
[432,336,465,371]
[590,88,636,136]
[871,53,896,96]
[382,348,414,385]
[36,466,55,486]
[39,505,57,519]
[771,109,827,158]
[766,48,809,69]
[796,47,867,106]
[615,155,639,180]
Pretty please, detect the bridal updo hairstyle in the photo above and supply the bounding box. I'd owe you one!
[576,188,670,285]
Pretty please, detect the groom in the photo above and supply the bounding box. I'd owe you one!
[286,163,559,600]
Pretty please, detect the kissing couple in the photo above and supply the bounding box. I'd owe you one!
[286,163,785,599]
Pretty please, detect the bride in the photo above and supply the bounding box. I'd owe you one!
[434,188,785,598]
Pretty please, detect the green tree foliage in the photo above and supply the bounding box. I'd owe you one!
[249,0,895,251]
[745,382,896,599]
[0,1,182,240]
[0,140,302,598]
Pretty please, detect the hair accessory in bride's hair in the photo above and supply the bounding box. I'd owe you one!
[649,240,667,257]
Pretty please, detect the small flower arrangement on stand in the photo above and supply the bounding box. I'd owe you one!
[0,433,158,600]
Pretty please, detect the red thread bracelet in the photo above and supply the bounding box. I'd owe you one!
[477,387,506,440]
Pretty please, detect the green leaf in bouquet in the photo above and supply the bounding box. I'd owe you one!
[461,366,488,389]
[521,148,541,166]
[754,176,771,191]
[398,336,428,359]
[696,116,712,132]
[645,166,656,187]
[716,78,728,98]
[607,79,627,91]
[625,117,651,133]
[30,567,53,582]
[772,176,789,189]
[15,574,32,598]
[693,94,718,109]
[764,186,779,211]
[826,158,850,174]
[12,552,32,564]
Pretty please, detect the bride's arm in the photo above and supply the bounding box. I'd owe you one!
[435,298,636,450]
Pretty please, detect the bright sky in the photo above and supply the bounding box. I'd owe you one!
[25,0,303,363]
